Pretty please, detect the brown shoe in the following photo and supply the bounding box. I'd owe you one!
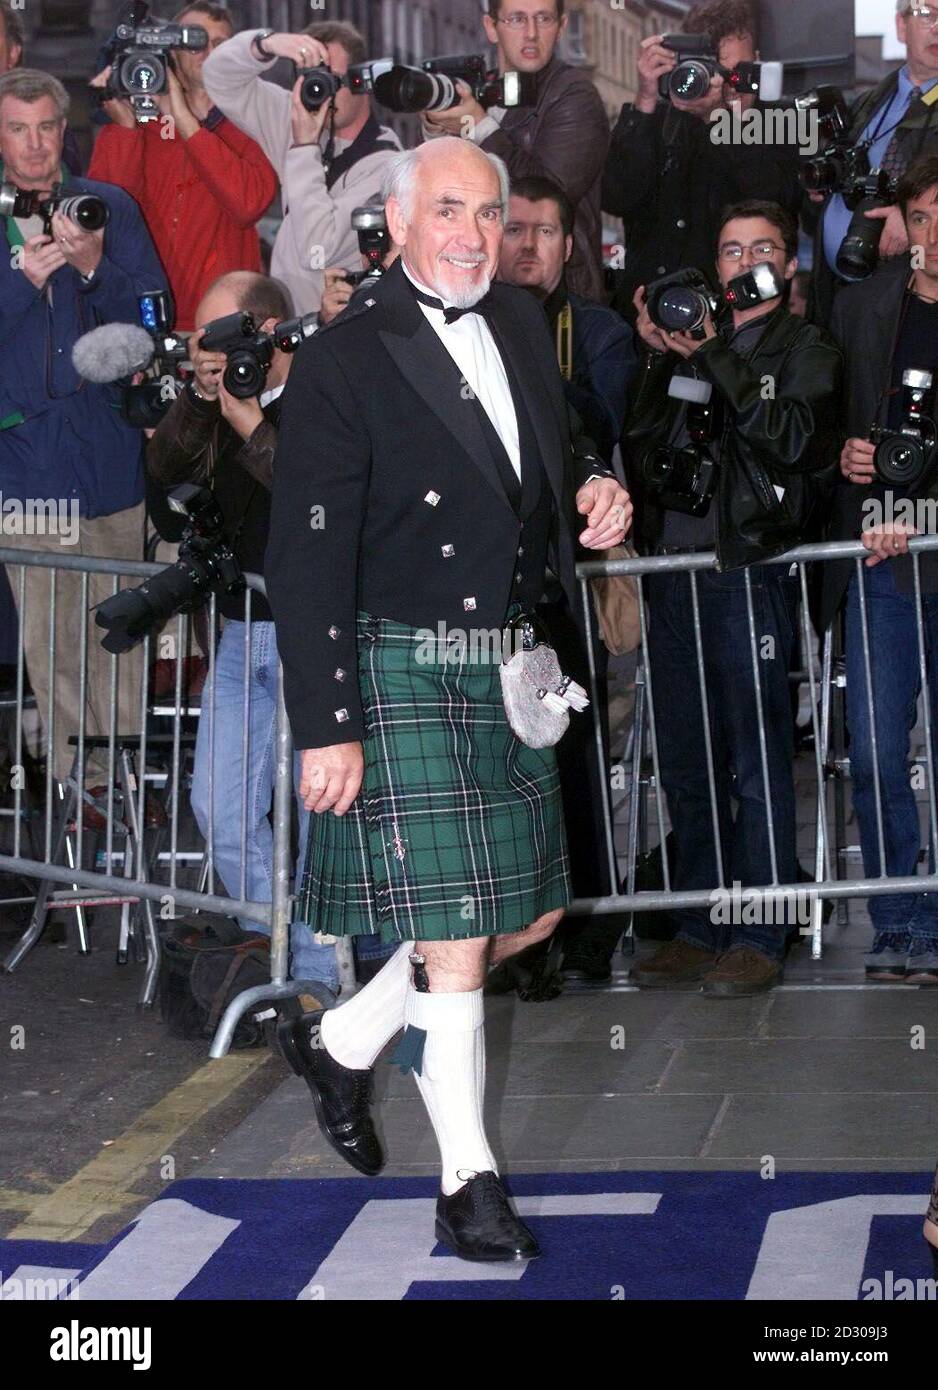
[630,939,717,989]
[702,945,783,998]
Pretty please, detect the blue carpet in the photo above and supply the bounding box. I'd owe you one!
[1,1172,934,1300]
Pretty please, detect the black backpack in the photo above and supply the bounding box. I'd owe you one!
[159,914,272,1048]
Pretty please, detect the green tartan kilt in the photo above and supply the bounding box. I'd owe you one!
[296,612,571,942]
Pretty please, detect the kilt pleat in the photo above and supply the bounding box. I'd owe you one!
[296,612,571,942]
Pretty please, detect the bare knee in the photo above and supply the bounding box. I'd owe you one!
[490,908,564,966]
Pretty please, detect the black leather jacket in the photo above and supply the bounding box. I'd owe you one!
[622,307,844,571]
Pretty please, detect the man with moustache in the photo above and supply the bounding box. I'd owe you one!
[267,137,631,1261]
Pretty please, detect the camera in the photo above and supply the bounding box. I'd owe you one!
[296,56,393,112]
[121,289,188,428]
[796,86,851,191]
[837,167,898,281]
[95,484,244,655]
[198,309,317,398]
[646,268,720,338]
[0,181,109,239]
[871,369,938,491]
[657,33,782,104]
[372,54,537,115]
[97,1,208,122]
[343,205,390,289]
[640,376,722,517]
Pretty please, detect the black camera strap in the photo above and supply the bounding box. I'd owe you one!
[324,112,398,190]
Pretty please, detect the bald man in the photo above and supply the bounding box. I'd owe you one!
[268,138,631,1261]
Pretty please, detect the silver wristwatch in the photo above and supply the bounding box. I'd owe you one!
[252,29,275,60]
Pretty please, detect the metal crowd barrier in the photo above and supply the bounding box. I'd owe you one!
[571,532,938,960]
[0,549,351,1056]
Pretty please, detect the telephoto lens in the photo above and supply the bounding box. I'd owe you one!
[373,64,458,113]
[836,198,886,279]
[55,193,109,232]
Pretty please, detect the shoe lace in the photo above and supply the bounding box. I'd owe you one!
[460,1171,515,1227]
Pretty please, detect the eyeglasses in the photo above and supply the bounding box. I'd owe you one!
[718,240,784,261]
[496,12,560,29]
[907,5,938,27]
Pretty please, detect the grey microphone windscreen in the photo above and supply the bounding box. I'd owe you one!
[71,322,155,384]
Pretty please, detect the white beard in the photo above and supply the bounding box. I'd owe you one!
[434,265,492,309]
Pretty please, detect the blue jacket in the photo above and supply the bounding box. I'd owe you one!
[564,290,637,466]
[0,175,169,518]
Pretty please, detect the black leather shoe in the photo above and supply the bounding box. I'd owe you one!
[435,1172,540,1262]
[276,1010,383,1176]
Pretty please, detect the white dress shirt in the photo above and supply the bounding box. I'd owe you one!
[402,261,521,481]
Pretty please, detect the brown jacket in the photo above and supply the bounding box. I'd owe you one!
[480,57,610,302]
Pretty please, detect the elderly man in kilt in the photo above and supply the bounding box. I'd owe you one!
[266,136,631,1263]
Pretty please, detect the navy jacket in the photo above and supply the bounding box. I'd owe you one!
[560,289,636,465]
[0,175,168,518]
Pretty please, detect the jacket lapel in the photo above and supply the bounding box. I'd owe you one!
[376,262,515,513]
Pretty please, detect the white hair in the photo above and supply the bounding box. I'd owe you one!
[381,139,510,223]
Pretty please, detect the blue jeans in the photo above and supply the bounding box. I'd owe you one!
[190,620,337,990]
[646,565,799,960]
[845,561,938,957]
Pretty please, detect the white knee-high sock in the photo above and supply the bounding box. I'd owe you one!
[319,940,414,1069]
[405,985,496,1196]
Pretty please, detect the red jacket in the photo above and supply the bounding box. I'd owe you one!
[88,113,277,330]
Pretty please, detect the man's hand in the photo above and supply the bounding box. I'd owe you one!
[660,312,718,358]
[671,71,726,122]
[300,743,364,815]
[163,63,199,139]
[862,521,916,566]
[255,32,329,66]
[49,210,103,279]
[576,478,633,549]
[89,65,136,128]
[290,75,331,147]
[424,80,487,137]
[636,34,674,114]
[189,328,226,400]
[840,437,876,485]
[20,232,66,291]
[633,286,671,354]
[218,381,264,441]
[866,204,909,259]
[320,267,355,325]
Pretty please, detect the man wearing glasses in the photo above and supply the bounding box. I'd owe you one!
[624,201,842,996]
[812,1,938,324]
[422,0,609,301]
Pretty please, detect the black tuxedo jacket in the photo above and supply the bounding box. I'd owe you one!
[266,258,612,750]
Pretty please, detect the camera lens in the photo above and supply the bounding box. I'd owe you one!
[57,194,109,233]
[120,54,164,94]
[836,203,883,280]
[801,156,838,193]
[643,447,676,488]
[655,287,707,333]
[300,67,341,111]
[669,60,713,102]
[874,437,928,489]
[373,66,456,114]
[224,352,266,400]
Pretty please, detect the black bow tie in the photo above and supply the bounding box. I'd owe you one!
[411,285,492,324]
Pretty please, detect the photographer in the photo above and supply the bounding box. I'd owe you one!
[422,0,609,302]
[603,0,801,323]
[625,200,842,996]
[0,2,22,73]
[147,270,336,994]
[811,3,938,325]
[820,156,938,986]
[87,4,277,332]
[0,68,167,785]
[202,21,401,316]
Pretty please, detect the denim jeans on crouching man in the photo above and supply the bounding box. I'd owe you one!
[190,619,337,990]
[646,564,800,960]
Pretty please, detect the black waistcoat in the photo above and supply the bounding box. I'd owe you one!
[462,318,556,617]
